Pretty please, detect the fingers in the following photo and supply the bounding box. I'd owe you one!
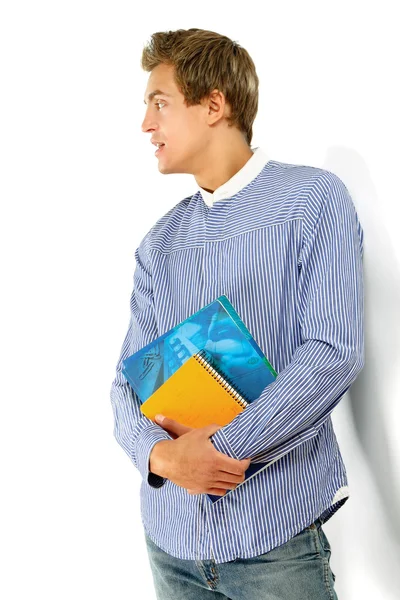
[186,487,230,496]
[217,454,251,476]
[187,477,241,495]
[206,488,228,496]
[216,470,246,484]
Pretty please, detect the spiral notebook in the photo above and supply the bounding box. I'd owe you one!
[140,349,277,504]
[140,348,249,429]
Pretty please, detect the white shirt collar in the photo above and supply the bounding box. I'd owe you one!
[199,147,270,207]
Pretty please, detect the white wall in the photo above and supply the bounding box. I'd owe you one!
[1,1,399,598]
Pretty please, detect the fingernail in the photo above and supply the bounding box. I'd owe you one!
[155,414,164,423]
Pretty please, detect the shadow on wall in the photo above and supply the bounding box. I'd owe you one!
[324,147,400,547]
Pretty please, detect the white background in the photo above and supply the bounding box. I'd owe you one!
[1,1,399,598]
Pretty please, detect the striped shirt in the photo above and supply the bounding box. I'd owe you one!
[110,148,364,563]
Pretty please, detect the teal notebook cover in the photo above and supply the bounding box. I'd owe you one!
[122,294,277,404]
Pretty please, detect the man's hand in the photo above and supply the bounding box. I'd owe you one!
[150,415,251,496]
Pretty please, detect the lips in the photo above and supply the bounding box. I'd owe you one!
[155,144,165,156]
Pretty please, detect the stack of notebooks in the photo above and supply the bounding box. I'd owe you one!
[122,295,277,504]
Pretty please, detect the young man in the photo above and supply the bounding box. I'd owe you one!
[110,28,364,599]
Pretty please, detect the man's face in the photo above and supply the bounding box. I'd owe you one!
[142,63,211,174]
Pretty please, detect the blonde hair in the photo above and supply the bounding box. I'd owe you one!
[141,28,259,146]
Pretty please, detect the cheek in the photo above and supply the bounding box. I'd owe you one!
[178,113,205,139]
[164,114,206,156]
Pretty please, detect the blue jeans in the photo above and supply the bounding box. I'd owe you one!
[144,518,337,599]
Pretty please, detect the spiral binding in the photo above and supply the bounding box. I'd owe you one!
[193,349,249,409]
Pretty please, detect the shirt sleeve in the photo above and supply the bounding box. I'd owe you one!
[110,229,173,488]
[210,172,365,464]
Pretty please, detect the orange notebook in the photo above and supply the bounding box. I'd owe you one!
[140,349,249,428]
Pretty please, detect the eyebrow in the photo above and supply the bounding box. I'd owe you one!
[143,90,172,104]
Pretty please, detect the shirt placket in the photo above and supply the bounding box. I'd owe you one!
[202,201,229,307]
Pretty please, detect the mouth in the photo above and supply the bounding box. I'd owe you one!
[155,143,165,157]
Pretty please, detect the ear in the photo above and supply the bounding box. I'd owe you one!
[206,89,231,125]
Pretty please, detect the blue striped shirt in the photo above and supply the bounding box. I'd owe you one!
[110,151,364,563]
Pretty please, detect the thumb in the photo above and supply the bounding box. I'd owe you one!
[155,415,192,436]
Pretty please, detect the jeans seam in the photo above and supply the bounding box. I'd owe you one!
[322,558,335,600]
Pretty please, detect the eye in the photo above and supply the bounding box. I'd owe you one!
[155,100,166,110]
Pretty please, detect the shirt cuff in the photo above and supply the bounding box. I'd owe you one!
[210,428,239,459]
[134,422,172,487]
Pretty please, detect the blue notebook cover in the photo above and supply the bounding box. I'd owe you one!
[122,294,278,503]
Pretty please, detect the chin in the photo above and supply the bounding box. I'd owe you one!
[157,163,173,174]
[158,162,183,175]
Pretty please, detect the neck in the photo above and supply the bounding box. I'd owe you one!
[194,140,254,194]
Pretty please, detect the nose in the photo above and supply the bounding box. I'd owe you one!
[141,108,159,133]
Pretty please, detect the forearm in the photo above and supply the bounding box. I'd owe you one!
[211,340,363,463]
[111,377,173,479]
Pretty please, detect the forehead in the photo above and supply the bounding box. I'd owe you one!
[143,64,177,103]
